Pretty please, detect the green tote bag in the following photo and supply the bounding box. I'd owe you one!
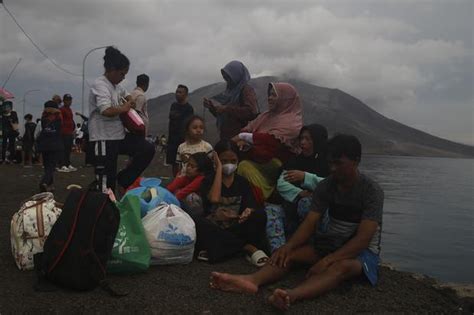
[107,195,151,274]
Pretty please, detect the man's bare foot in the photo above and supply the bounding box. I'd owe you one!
[268,288,293,311]
[209,272,258,294]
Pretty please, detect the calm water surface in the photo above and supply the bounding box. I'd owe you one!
[361,156,474,283]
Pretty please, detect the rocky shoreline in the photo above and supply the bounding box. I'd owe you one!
[0,153,472,313]
[381,262,474,312]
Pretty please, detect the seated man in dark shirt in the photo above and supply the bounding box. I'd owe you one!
[210,134,384,311]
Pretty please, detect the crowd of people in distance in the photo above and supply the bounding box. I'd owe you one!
[0,94,87,171]
[1,45,384,311]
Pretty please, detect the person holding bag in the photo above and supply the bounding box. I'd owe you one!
[88,46,155,194]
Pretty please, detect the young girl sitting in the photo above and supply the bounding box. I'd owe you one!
[278,124,329,232]
[266,124,329,252]
[193,140,268,266]
[167,152,213,202]
[175,115,213,176]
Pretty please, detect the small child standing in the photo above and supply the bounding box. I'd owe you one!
[175,115,213,176]
[167,152,213,202]
[74,123,84,153]
[36,101,63,192]
[22,114,37,167]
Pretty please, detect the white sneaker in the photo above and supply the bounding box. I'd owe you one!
[58,166,70,172]
[67,165,78,171]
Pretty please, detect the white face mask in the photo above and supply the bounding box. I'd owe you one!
[222,163,238,175]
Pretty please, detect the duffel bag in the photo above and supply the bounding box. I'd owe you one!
[10,192,62,270]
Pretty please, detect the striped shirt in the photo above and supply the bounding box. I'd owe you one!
[311,173,384,255]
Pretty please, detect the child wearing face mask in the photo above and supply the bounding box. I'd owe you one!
[167,152,213,201]
[192,140,268,267]
[175,115,213,176]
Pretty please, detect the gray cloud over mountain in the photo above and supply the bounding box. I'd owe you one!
[1,0,472,144]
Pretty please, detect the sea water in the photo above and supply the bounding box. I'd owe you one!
[361,156,474,283]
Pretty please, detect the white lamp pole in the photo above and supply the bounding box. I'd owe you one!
[82,46,109,115]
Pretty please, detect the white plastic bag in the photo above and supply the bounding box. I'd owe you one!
[142,203,196,265]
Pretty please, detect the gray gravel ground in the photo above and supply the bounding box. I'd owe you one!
[0,153,471,314]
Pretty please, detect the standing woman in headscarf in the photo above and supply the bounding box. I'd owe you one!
[203,60,258,140]
[232,82,303,205]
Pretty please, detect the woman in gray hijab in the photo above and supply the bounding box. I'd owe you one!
[203,60,258,140]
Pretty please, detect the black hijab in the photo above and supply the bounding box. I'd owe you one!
[284,124,329,177]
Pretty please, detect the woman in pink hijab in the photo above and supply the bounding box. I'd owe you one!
[232,82,303,204]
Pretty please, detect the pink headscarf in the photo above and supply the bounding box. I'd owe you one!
[243,82,303,153]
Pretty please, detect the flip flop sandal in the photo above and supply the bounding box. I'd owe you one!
[246,250,269,267]
[197,250,209,262]
[66,184,82,190]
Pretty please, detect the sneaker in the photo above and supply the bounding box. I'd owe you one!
[67,165,78,171]
[5,159,11,164]
[58,166,70,172]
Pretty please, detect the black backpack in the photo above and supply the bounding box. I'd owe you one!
[35,189,120,291]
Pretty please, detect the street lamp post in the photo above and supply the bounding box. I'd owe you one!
[82,46,109,115]
[22,89,40,123]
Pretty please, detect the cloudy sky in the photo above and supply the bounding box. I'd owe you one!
[1,0,472,144]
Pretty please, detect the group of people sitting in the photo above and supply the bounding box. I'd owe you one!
[42,46,385,310]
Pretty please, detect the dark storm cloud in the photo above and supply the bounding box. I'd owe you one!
[1,0,472,144]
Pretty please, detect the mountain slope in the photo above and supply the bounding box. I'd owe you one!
[147,77,474,158]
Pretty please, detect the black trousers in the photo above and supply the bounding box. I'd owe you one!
[23,141,34,164]
[83,135,95,165]
[41,151,59,186]
[60,134,74,167]
[165,141,180,165]
[1,134,16,161]
[193,208,267,263]
[93,133,155,192]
